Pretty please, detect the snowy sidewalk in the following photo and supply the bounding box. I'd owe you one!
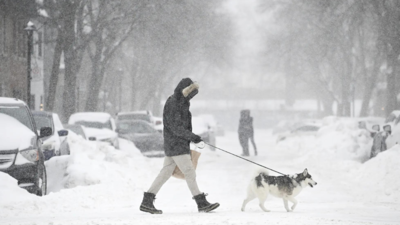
[1,129,399,225]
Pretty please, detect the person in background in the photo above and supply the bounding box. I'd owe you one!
[238,109,257,156]
[139,78,219,214]
[370,124,391,158]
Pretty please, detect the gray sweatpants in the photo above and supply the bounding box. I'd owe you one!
[148,154,201,196]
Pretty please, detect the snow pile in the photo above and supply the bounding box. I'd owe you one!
[45,132,144,192]
[1,132,153,214]
[0,172,36,205]
[276,116,372,163]
[354,145,400,202]
[275,116,400,203]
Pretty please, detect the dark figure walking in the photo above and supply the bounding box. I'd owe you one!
[140,78,219,214]
[238,109,257,156]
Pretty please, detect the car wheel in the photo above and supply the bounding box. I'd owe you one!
[36,160,47,196]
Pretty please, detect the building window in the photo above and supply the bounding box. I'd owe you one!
[40,95,43,111]
[12,20,16,54]
[38,31,42,57]
[18,21,25,58]
[2,14,5,53]
[0,13,3,53]
[31,94,35,110]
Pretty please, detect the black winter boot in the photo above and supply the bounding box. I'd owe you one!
[193,193,220,212]
[140,192,162,214]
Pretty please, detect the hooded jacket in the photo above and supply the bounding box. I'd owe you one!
[238,109,254,137]
[163,78,201,156]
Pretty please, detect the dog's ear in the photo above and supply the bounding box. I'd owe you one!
[303,168,308,176]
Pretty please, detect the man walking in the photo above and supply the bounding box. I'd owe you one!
[140,78,220,214]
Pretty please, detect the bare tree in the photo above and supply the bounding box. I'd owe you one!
[262,0,390,117]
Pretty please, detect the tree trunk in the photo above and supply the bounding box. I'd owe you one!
[386,60,397,116]
[359,66,379,117]
[85,28,104,112]
[340,64,352,117]
[62,3,77,121]
[46,31,63,111]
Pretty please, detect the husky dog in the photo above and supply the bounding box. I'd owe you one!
[241,168,317,212]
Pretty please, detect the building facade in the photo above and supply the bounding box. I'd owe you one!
[0,0,44,109]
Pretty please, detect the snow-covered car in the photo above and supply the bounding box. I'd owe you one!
[383,110,400,149]
[117,120,164,157]
[63,124,94,141]
[116,110,156,127]
[276,123,321,142]
[68,112,119,149]
[0,97,49,196]
[192,116,216,150]
[32,111,69,160]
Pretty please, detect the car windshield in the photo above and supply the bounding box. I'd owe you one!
[33,115,53,132]
[65,126,86,139]
[118,114,151,123]
[0,106,34,132]
[118,122,155,134]
[75,120,112,130]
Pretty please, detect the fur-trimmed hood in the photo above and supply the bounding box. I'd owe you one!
[173,78,199,101]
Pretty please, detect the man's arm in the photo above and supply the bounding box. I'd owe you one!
[164,104,201,143]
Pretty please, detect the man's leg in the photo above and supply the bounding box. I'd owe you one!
[172,154,201,196]
[239,133,249,156]
[147,156,176,194]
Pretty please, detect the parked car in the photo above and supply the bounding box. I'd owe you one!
[63,124,93,140]
[276,123,321,142]
[117,120,164,157]
[383,110,400,149]
[192,116,216,150]
[0,97,50,196]
[116,110,155,127]
[68,112,119,149]
[32,111,69,160]
[153,116,163,133]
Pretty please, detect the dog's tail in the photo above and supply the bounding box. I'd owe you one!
[254,168,269,177]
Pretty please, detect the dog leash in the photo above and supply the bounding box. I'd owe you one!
[205,142,287,176]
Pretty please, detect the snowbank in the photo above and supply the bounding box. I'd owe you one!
[0,132,153,218]
[275,116,400,203]
[0,172,36,205]
[276,116,372,164]
[354,145,400,202]
[45,132,143,192]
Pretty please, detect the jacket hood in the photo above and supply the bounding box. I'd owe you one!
[173,78,199,101]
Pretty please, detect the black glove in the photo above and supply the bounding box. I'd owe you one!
[193,135,202,144]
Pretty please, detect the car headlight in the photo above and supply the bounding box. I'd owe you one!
[18,137,39,162]
[42,141,56,151]
[20,147,39,162]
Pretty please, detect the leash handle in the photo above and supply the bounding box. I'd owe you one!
[205,142,287,176]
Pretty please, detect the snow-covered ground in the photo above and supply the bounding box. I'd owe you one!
[1,118,400,225]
